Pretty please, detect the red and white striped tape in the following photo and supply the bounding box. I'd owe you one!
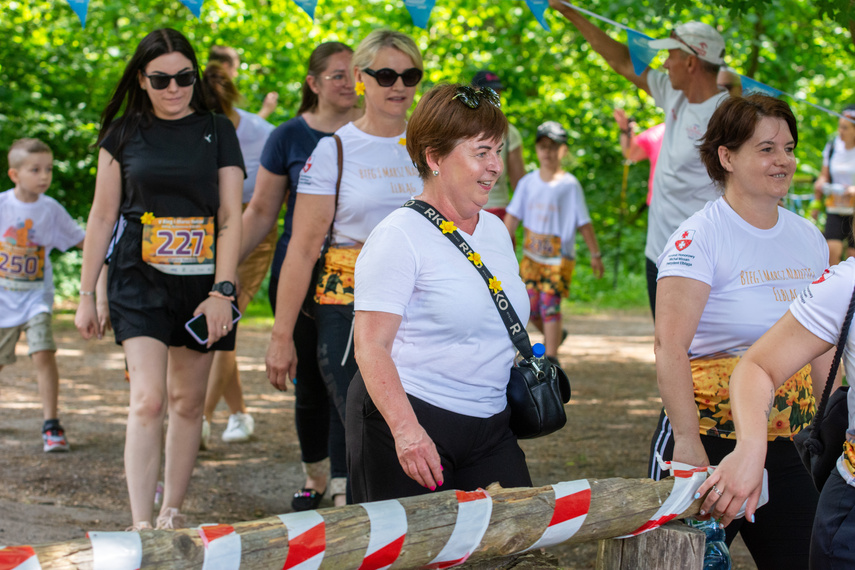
[0,546,41,570]
[279,511,326,570]
[198,524,241,570]
[86,531,142,570]
[622,461,708,537]
[358,500,407,570]
[424,489,493,569]
[523,479,592,551]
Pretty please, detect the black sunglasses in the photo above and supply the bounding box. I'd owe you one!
[363,67,423,87]
[452,86,501,109]
[143,70,197,90]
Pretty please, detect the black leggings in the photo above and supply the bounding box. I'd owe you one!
[650,413,818,570]
[346,371,532,503]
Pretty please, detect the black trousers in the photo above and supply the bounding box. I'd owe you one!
[811,469,855,569]
[346,371,532,503]
[650,410,818,570]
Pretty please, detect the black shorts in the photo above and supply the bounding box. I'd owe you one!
[108,221,236,352]
[823,213,855,245]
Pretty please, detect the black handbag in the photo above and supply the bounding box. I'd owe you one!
[402,199,571,439]
[301,134,343,319]
[793,283,855,491]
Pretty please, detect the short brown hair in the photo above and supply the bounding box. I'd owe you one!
[8,138,52,170]
[406,84,508,180]
[698,94,798,187]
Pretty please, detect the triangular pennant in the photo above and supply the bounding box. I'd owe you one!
[626,28,657,76]
[740,75,782,97]
[292,0,318,20]
[179,0,203,18]
[404,0,436,29]
[524,0,550,31]
[65,0,89,26]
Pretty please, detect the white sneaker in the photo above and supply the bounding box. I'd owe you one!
[222,412,254,443]
[200,416,211,450]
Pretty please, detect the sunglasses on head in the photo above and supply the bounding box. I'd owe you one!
[363,67,422,87]
[143,70,197,90]
[452,86,501,109]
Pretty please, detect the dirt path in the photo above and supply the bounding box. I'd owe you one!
[0,311,756,568]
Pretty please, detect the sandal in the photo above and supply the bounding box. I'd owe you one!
[291,488,324,511]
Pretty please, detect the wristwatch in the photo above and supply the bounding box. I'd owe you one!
[211,281,236,298]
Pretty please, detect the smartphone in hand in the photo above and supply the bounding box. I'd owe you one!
[185,303,242,345]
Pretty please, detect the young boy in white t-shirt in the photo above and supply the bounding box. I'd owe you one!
[504,122,604,362]
[2,139,85,452]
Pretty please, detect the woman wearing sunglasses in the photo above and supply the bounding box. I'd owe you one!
[347,84,532,502]
[241,41,361,510]
[75,28,243,530]
[265,29,423,502]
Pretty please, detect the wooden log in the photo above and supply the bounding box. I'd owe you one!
[9,476,706,569]
[595,521,704,570]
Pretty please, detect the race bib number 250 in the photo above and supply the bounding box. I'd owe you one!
[142,216,215,275]
[0,242,45,290]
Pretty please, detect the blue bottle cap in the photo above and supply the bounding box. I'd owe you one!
[532,343,546,358]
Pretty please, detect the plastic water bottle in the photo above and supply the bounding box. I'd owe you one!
[530,343,548,378]
[685,518,732,570]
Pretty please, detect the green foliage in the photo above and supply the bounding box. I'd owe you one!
[1,0,853,307]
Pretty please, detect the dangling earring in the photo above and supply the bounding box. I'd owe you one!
[355,82,365,97]
[432,170,439,177]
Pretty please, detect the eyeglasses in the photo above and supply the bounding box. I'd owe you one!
[671,32,699,57]
[322,72,350,84]
[363,67,423,87]
[452,86,501,109]
[143,70,197,90]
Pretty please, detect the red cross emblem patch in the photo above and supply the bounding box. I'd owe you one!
[675,230,695,251]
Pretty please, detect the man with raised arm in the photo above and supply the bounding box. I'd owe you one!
[549,1,729,319]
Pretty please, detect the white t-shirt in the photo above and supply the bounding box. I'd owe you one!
[657,197,828,358]
[355,207,529,417]
[822,136,855,215]
[484,123,523,210]
[789,258,855,486]
[645,70,728,261]
[235,108,275,204]
[506,170,591,263]
[0,189,85,327]
[297,122,421,245]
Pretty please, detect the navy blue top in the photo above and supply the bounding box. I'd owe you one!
[260,115,332,292]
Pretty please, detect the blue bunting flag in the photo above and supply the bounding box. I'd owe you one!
[524,0,550,31]
[65,0,89,26]
[292,0,318,20]
[626,28,657,76]
[404,0,436,29]
[740,76,782,97]
[179,0,203,18]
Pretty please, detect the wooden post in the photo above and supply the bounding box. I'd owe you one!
[4,476,706,569]
[596,521,704,570]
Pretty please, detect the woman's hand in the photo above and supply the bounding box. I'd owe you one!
[672,436,710,469]
[75,296,101,340]
[96,298,112,335]
[696,444,765,526]
[392,422,444,490]
[194,295,233,348]
[266,329,296,391]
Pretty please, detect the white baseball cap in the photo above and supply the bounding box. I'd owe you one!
[648,21,725,65]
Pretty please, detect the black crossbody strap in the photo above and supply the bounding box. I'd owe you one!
[403,199,534,360]
[813,282,855,428]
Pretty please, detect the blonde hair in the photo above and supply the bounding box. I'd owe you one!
[352,29,422,72]
[8,138,51,170]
